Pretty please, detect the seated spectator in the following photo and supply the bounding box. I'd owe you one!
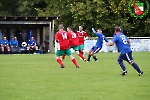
[27,36,38,54]
[10,36,21,54]
[39,41,45,54]
[0,36,10,54]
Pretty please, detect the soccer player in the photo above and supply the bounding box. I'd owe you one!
[55,24,79,68]
[9,36,21,54]
[27,36,38,54]
[0,36,10,54]
[62,27,86,61]
[76,26,88,57]
[106,26,143,76]
[87,28,108,62]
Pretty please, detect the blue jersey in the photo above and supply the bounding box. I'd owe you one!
[112,33,131,55]
[92,28,108,48]
[1,39,9,46]
[113,30,124,36]
[10,39,18,46]
[28,39,36,46]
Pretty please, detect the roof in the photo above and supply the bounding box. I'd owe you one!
[0,16,59,25]
[0,16,58,21]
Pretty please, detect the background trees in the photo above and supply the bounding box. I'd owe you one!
[0,0,149,37]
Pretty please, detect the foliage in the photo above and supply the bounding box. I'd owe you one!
[0,0,149,36]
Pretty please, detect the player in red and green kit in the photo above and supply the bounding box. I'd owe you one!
[62,27,86,61]
[76,26,88,57]
[55,24,79,68]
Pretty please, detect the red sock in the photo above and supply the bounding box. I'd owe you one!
[80,51,84,55]
[72,59,78,67]
[62,54,66,60]
[78,53,86,60]
[57,58,63,66]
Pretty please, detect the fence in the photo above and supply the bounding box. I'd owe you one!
[55,37,150,53]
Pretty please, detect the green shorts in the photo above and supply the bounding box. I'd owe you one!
[70,45,79,51]
[56,49,72,56]
[78,44,84,50]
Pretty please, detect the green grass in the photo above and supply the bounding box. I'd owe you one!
[0,52,150,100]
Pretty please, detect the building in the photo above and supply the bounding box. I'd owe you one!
[0,16,58,53]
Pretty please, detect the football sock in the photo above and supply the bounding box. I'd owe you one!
[132,62,141,73]
[80,51,84,55]
[27,50,30,54]
[2,51,4,54]
[36,50,38,53]
[56,58,63,66]
[118,59,126,71]
[78,53,85,60]
[62,54,66,60]
[87,54,91,61]
[8,51,10,54]
[93,56,97,61]
[72,59,78,67]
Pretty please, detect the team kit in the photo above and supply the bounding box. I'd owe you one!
[55,24,143,76]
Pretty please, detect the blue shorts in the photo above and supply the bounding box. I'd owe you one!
[118,52,133,63]
[91,46,101,54]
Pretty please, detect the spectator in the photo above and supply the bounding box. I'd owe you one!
[39,41,45,54]
[27,36,38,54]
[10,36,21,54]
[0,36,10,54]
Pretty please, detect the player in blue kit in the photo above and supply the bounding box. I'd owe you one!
[106,26,143,76]
[27,36,38,54]
[87,28,108,62]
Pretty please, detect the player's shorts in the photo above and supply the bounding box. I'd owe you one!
[91,46,101,54]
[70,45,79,51]
[118,51,133,63]
[56,49,72,56]
[78,44,84,50]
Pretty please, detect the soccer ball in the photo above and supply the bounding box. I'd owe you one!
[22,42,27,47]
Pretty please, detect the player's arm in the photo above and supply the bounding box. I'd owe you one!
[92,28,98,35]
[127,38,131,47]
[106,42,115,46]
[9,39,12,47]
[84,32,88,40]
[55,33,59,43]
[106,36,116,46]
[104,36,109,42]
[6,40,9,46]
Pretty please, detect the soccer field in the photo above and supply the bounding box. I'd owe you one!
[0,52,150,100]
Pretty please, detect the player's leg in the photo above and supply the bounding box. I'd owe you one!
[1,45,4,54]
[6,45,10,54]
[124,52,143,76]
[87,47,94,62]
[79,44,84,56]
[66,49,79,68]
[26,45,30,54]
[34,45,38,53]
[74,46,86,61]
[91,47,101,62]
[61,53,66,60]
[117,54,127,76]
[55,50,65,68]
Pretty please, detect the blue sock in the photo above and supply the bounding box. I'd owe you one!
[93,56,97,61]
[2,51,4,54]
[36,50,38,53]
[8,51,10,54]
[27,50,30,54]
[118,59,126,71]
[132,62,141,73]
[87,55,91,61]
